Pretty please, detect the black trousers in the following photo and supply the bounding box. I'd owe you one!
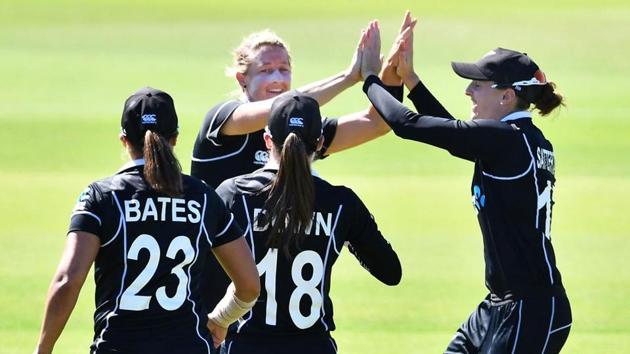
[445,293,572,354]
[221,333,338,354]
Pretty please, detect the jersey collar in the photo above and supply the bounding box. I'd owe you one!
[501,111,532,122]
[118,158,145,173]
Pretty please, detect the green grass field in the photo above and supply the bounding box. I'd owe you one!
[1,1,629,353]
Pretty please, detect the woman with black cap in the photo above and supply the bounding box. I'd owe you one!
[213,93,402,354]
[360,24,572,353]
[34,87,260,354]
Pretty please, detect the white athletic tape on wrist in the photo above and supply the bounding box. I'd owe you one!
[207,284,256,328]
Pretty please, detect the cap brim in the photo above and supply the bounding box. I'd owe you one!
[451,62,490,80]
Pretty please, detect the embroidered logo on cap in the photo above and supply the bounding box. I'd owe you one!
[288,117,304,127]
[141,114,157,125]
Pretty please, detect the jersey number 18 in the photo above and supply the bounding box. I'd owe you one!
[257,249,324,329]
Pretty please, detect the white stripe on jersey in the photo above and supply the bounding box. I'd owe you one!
[192,133,250,162]
[510,300,523,354]
[95,191,128,349]
[101,216,122,248]
[205,101,236,146]
[319,204,344,331]
[192,101,249,162]
[481,160,533,180]
[215,213,235,238]
[236,196,256,333]
[541,296,556,354]
[329,337,338,353]
[185,193,212,354]
[541,232,555,285]
[481,134,535,180]
[72,211,102,225]
[331,205,344,255]
[226,341,233,354]
[549,322,572,334]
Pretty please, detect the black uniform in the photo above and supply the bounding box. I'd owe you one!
[363,76,571,353]
[69,160,243,354]
[215,168,401,354]
[191,99,338,189]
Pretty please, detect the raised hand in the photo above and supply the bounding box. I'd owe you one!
[381,11,415,85]
[360,20,382,80]
[346,28,368,83]
[395,17,420,90]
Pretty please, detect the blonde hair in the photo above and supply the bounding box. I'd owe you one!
[225,30,291,77]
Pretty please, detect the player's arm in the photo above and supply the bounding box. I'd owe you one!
[34,232,100,354]
[394,18,454,118]
[346,190,402,286]
[363,74,521,162]
[220,28,366,137]
[208,238,260,348]
[325,20,397,155]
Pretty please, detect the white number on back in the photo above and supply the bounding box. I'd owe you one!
[120,234,195,311]
[257,249,324,329]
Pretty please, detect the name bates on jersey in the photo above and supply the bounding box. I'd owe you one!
[124,197,202,223]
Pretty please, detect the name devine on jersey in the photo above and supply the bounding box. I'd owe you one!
[124,197,202,223]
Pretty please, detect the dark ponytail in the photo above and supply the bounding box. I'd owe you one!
[516,82,565,116]
[534,82,564,116]
[143,131,183,197]
[261,133,315,256]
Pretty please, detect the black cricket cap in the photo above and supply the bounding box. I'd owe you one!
[268,92,322,152]
[451,48,547,92]
[121,87,179,143]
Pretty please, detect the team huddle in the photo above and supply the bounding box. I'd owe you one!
[34,11,572,354]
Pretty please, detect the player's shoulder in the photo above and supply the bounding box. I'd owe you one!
[204,98,244,122]
[313,176,359,202]
[182,173,211,193]
[77,172,129,206]
[217,169,273,199]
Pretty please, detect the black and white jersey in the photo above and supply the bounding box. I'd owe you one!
[216,168,401,337]
[364,76,564,299]
[69,160,243,354]
[191,100,338,188]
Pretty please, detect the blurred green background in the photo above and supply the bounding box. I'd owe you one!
[1,0,629,352]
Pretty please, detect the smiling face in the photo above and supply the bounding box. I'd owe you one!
[238,45,292,102]
[465,80,512,120]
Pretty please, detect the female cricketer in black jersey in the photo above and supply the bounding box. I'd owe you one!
[214,93,401,354]
[360,20,571,354]
[34,88,260,354]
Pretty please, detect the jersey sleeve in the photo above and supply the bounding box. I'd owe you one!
[407,80,454,118]
[205,188,244,248]
[202,100,243,146]
[344,188,401,286]
[363,75,523,163]
[315,117,338,159]
[68,184,105,239]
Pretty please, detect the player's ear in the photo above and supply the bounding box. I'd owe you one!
[119,133,128,147]
[169,134,178,147]
[502,88,517,105]
[263,131,274,150]
[316,135,325,152]
[236,72,247,91]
